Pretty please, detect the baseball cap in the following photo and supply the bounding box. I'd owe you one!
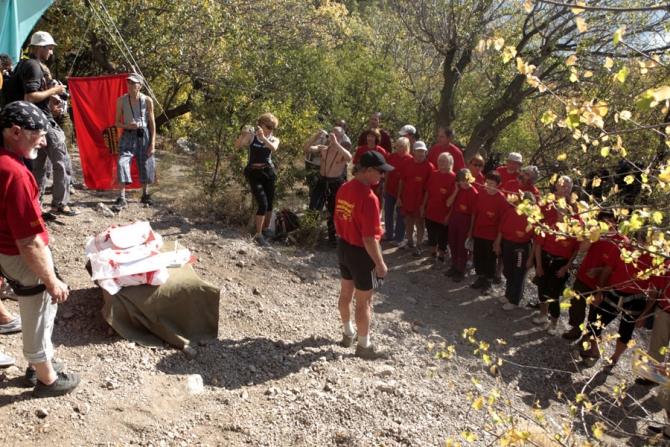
[507,152,523,163]
[359,151,394,171]
[413,141,428,151]
[399,125,416,136]
[0,102,49,131]
[126,73,144,84]
[30,31,57,47]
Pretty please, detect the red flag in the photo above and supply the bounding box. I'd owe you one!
[69,74,142,190]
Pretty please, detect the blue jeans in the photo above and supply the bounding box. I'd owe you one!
[384,193,405,242]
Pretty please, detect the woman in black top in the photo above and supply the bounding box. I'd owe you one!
[234,113,280,246]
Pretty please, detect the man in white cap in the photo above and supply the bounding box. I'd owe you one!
[0,101,81,397]
[398,125,419,153]
[497,152,523,186]
[18,31,78,217]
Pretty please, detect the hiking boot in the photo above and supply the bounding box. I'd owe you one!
[341,331,358,348]
[444,267,459,277]
[140,194,154,206]
[452,271,465,283]
[112,197,128,211]
[23,361,65,388]
[470,277,487,289]
[253,233,270,247]
[355,343,387,360]
[562,326,582,340]
[32,372,81,398]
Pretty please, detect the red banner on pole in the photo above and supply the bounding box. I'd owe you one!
[69,74,142,190]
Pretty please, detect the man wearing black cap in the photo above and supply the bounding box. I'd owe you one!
[334,151,392,359]
[20,31,78,217]
[0,101,80,397]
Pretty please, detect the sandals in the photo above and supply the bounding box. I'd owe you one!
[51,205,81,216]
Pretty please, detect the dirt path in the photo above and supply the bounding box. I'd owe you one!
[0,147,664,446]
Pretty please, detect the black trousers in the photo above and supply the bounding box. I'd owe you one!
[501,239,531,305]
[535,250,570,319]
[473,237,496,279]
[568,279,594,328]
[425,218,448,252]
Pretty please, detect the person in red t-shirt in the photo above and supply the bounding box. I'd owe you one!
[501,165,540,199]
[397,142,434,257]
[467,155,486,192]
[356,112,393,154]
[334,150,392,359]
[531,210,581,336]
[469,171,510,295]
[496,152,523,186]
[383,137,413,245]
[445,168,478,282]
[562,211,628,340]
[494,192,537,310]
[420,152,455,268]
[0,101,80,397]
[578,228,654,373]
[352,129,388,165]
[427,127,465,172]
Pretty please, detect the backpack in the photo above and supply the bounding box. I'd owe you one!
[483,151,504,175]
[275,209,300,236]
[2,60,26,106]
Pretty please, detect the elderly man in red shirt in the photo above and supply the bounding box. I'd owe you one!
[0,101,80,397]
[427,127,465,172]
[497,152,523,186]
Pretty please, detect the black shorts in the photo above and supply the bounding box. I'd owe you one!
[337,238,379,291]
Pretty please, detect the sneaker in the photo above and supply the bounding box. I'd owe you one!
[412,247,422,258]
[481,283,492,296]
[355,343,387,359]
[390,240,401,247]
[140,194,154,206]
[647,426,670,440]
[470,277,487,289]
[432,259,446,270]
[452,271,465,283]
[502,303,517,311]
[341,331,358,348]
[546,322,559,336]
[32,372,81,398]
[0,316,21,334]
[407,239,415,249]
[526,301,540,309]
[398,241,409,250]
[532,313,549,325]
[602,360,618,375]
[23,361,65,387]
[262,228,275,239]
[493,277,503,285]
[444,267,459,277]
[253,233,270,247]
[0,352,15,367]
[422,256,436,265]
[112,197,128,211]
[635,377,658,387]
[561,326,582,340]
[0,281,17,301]
[499,297,509,304]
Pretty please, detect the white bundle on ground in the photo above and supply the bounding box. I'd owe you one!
[86,222,194,295]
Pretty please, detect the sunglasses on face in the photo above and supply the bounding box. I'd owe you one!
[262,124,275,131]
[372,167,385,174]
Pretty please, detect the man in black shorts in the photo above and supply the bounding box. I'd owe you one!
[334,151,393,359]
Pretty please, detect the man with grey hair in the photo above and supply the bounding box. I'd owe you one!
[303,127,352,247]
[0,101,80,397]
[502,165,540,197]
[19,31,78,217]
[497,152,523,186]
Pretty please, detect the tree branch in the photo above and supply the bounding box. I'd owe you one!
[535,0,670,12]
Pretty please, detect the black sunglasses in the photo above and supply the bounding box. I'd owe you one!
[263,124,275,131]
[372,167,386,174]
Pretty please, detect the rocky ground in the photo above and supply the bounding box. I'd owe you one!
[0,147,666,446]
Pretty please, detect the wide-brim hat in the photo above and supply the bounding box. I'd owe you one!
[30,31,57,47]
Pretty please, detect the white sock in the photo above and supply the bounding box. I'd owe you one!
[358,334,371,348]
[343,321,355,337]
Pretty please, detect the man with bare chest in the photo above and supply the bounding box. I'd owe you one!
[302,127,352,247]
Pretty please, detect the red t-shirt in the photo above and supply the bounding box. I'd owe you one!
[651,262,670,311]
[385,152,413,198]
[352,145,388,165]
[605,247,653,294]
[427,144,465,173]
[496,166,520,186]
[471,172,486,192]
[0,148,49,255]
[357,129,393,154]
[473,190,510,240]
[334,178,383,247]
[502,179,540,197]
[536,226,579,259]
[451,186,478,216]
[423,171,456,223]
[400,158,434,213]
[499,207,534,243]
[577,233,628,290]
